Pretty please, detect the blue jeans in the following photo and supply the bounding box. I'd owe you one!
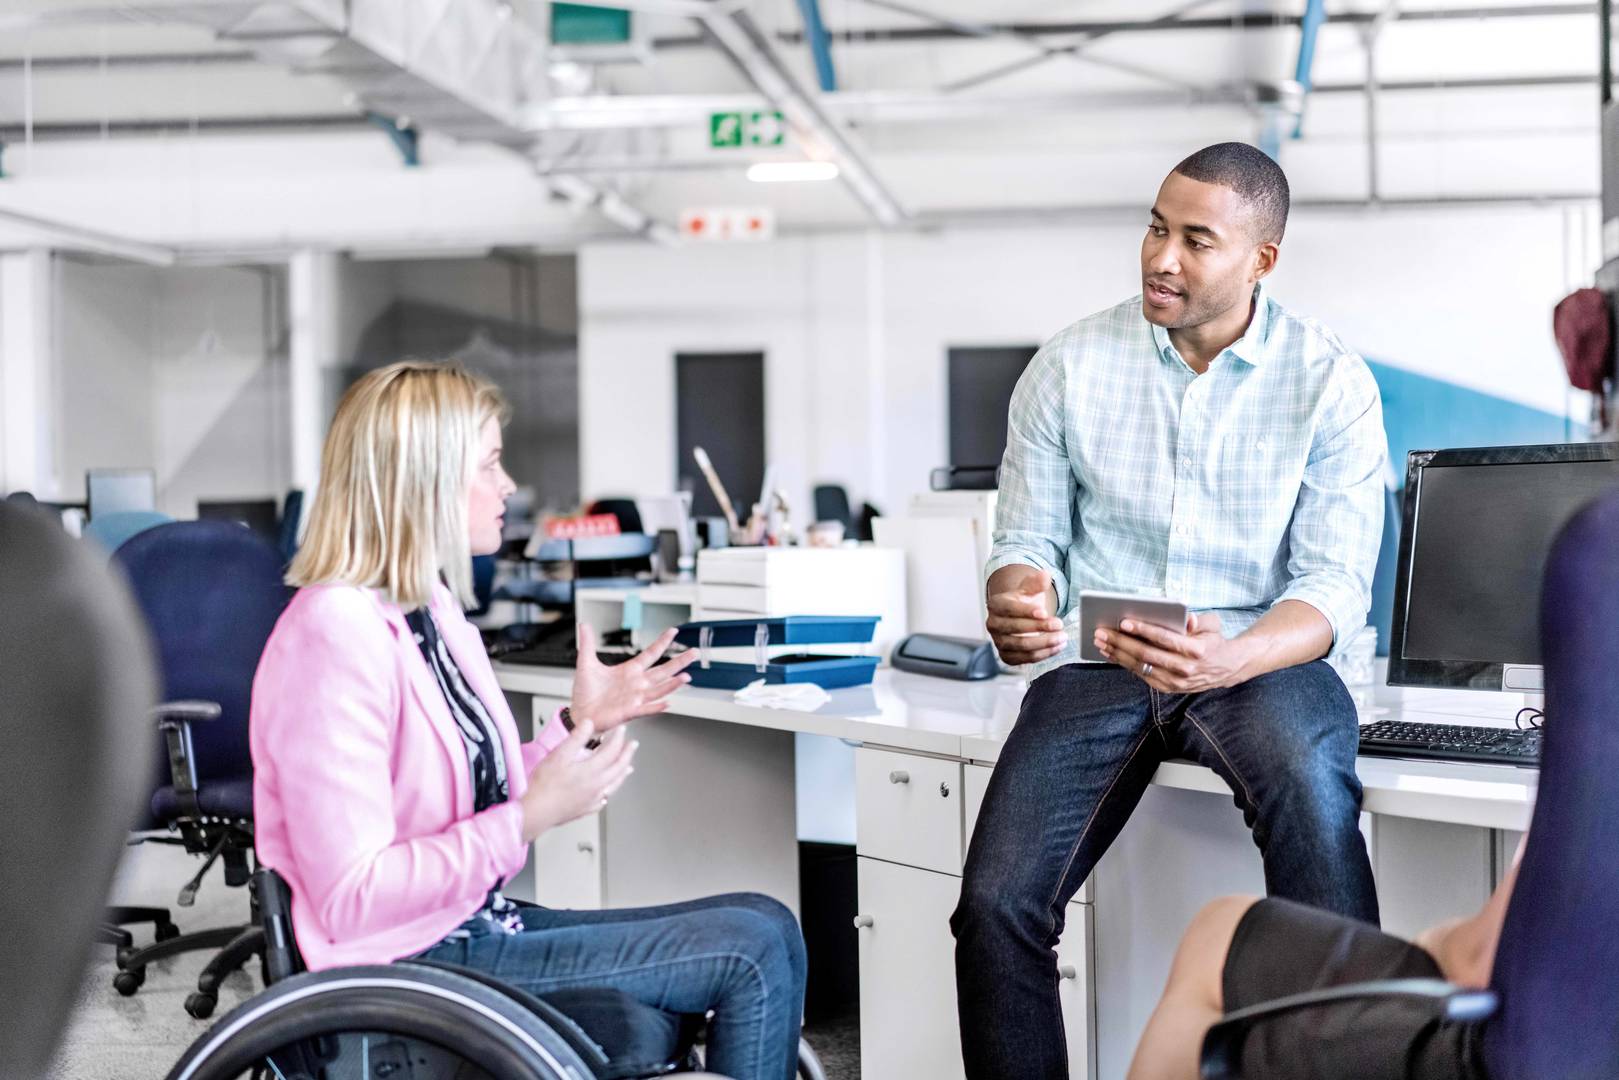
[952,660,1377,1079]
[415,892,806,1080]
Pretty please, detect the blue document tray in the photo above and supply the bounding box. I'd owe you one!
[674,615,879,650]
[676,616,881,691]
[685,654,880,692]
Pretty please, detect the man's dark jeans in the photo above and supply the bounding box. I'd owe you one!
[951,660,1378,1079]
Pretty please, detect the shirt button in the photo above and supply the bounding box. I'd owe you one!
[1174,524,1188,535]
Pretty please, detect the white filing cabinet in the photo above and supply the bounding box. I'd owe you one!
[855,749,1096,1080]
[694,546,908,662]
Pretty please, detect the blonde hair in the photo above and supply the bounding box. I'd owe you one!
[289,360,508,610]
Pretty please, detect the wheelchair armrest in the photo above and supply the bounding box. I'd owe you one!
[1199,978,1498,1080]
[152,700,222,817]
[253,867,305,985]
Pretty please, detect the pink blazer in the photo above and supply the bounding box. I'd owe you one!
[250,582,570,971]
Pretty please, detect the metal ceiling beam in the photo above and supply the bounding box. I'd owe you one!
[653,4,1599,48]
[850,0,1223,96]
[698,6,907,227]
[0,205,177,265]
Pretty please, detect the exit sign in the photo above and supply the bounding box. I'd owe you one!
[710,111,786,149]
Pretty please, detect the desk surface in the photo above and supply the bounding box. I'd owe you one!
[494,662,1537,831]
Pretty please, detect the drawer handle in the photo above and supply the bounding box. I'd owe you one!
[577,842,595,854]
[939,781,951,798]
[1058,965,1077,981]
[853,914,874,929]
[888,770,910,785]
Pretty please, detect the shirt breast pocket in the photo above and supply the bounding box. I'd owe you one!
[1216,434,1303,539]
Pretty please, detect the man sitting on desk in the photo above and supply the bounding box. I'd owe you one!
[952,142,1387,1079]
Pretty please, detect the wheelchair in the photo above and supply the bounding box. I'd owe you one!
[166,868,828,1080]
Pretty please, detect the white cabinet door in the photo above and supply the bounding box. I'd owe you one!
[856,748,963,876]
[1056,902,1096,1080]
[531,811,603,910]
[856,857,965,1080]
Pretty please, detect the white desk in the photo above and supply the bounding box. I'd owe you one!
[496,663,1535,1079]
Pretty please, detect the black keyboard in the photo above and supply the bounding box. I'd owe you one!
[1358,720,1541,767]
[494,642,635,669]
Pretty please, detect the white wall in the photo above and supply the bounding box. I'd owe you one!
[579,202,1599,519]
[53,260,290,517]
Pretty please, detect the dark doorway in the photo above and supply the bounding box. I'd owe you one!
[948,345,1038,469]
[676,352,765,519]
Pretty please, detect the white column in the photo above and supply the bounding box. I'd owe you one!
[287,249,341,493]
[0,248,56,496]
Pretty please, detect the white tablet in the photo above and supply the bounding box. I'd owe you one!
[1077,590,1189,663]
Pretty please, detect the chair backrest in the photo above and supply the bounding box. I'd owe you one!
[0,503,156,1078]
[113,521,292,787]
[1483,487,1619,1078]
[83,509,173,555]
[812,485,853,530]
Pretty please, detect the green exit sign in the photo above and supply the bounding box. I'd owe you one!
[552,4,632,46]
[709,111,786,149]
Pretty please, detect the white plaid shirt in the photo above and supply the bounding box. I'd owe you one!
[988,283,1386,678]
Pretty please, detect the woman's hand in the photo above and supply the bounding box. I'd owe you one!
[519,722,637,841]
[571,625,698,733]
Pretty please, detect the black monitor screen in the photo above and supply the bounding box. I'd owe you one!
[1402,457,1617,666]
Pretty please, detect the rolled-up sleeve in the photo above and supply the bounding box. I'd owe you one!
[986,340,1077,617]
[1272,357,1386,647]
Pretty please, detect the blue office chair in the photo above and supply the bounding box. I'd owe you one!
[84,509,173,555]
[167,866,828,1080]
[1200,489,1619,1079]
[109,520,293,1018]
[0,502,156,1077]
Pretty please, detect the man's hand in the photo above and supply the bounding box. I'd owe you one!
[571,624,697,732]
[1094,612,1253,693]
[986,565,1067,666]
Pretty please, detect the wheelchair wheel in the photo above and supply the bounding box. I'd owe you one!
[165,964,601,1080]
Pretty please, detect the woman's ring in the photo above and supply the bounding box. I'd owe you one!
[1141,661,1154,677]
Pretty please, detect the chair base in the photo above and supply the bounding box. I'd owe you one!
[102,905,179,962]
[114,923,265,1019]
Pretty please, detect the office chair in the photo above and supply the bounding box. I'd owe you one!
[1200,489,1619,1079]
[811,485,854,533]
[109,520,293,1018]
[0,502,157,1080]
[84,509,173,555]
[167,866,828,1080]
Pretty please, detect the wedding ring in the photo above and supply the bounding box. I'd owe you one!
[1141,662,1154,676]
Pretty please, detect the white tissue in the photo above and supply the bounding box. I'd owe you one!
[733,679,832,711]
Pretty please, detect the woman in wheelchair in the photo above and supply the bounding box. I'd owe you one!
[245,360,808,1080]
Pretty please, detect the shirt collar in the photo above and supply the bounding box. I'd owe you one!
[1150,280,1272,369]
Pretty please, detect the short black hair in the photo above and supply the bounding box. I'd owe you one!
[1171,142,1290,245]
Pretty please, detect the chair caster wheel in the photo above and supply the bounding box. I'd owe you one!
[155,921,181,943]
[185,991,217,1019]
[114,968,145,996]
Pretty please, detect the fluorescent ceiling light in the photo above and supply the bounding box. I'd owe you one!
[747,161,840,183]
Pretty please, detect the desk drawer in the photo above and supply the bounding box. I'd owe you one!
[857,748,962,876]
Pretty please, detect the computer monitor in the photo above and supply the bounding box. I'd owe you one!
[86,468,156,520]
[1388,441,1619,694]
[198,498,280,541]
